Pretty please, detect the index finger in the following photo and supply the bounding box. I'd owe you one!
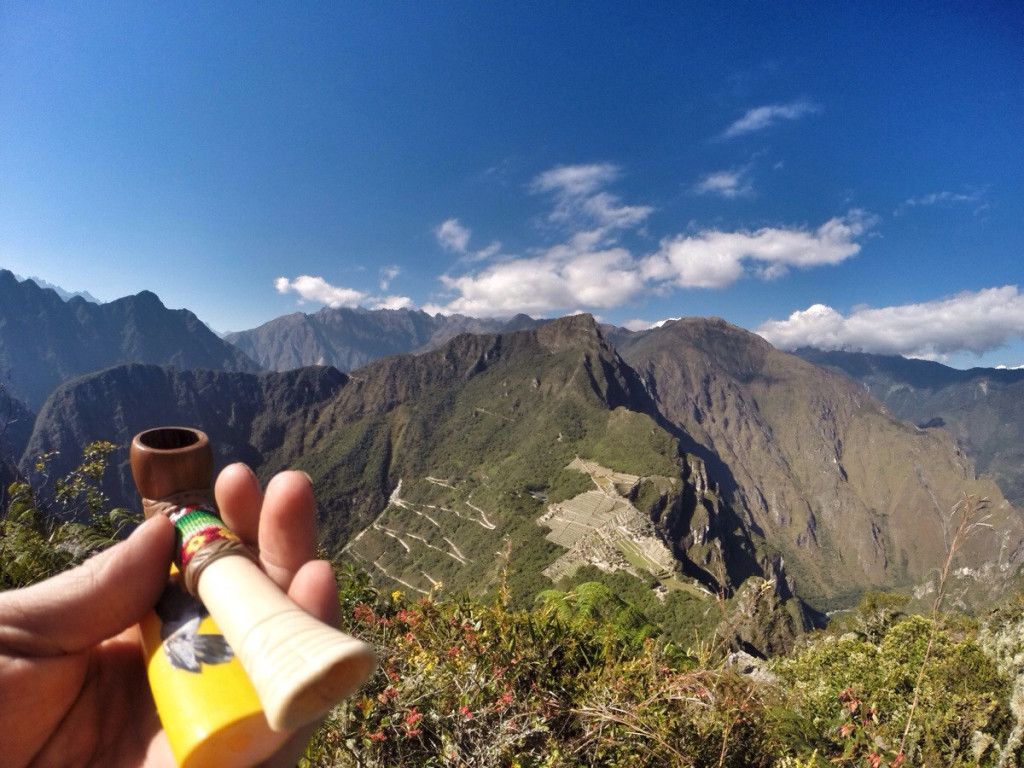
[0,514,175,655]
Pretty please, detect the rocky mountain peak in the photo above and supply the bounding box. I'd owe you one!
[535,313,605,352]
[0,274,260,411]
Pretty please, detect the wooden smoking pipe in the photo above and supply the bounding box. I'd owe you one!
[130,426,376,733]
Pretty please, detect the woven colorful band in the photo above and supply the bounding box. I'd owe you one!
[168,507,243,572]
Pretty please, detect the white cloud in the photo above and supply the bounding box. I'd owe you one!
[275,275,369,308]
[896,187,989,216]
[531,163,653,237]
[379,265,400,291]
[432,209,870,318]
[694,168,754,199]
[622,317,680,331]
[435,218,471,252]
[469,241,502,262]
[437,245,646,317]
[275,275,412,312]
[435,218,502,263]
[531,163,620,198]
[373,294,415,311]
[428,164,658,317]
[757,286,1024,358]
[902,189,984,207]
[722,100,821,138]
[282,164,873,322]
[642,211,872,289]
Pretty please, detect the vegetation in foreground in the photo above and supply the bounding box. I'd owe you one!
[3,444,1024,766]
[304,567,1020,767]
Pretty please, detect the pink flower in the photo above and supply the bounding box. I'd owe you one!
[353,604,375,624]
[460,705,473,720]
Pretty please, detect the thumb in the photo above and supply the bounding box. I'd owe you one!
[0,514,175,655]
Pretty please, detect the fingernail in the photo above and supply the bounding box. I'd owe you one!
[232,462,261,489]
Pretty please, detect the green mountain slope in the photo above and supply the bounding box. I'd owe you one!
[285,315,808,652]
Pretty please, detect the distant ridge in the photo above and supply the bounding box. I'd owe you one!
[11,272,101,304]
[225,306,544,372]
[22,363,347,511]
[0,269,261,411]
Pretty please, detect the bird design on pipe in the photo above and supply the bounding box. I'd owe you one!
[155,582,234,673]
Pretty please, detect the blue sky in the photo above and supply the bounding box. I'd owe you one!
[2,2,1022,367]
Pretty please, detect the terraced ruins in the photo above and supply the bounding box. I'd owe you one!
[538,459,702,597]
[344,456,703,602]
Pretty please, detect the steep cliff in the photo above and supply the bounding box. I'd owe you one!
[797,348,1024,508]
[620,318,1024,609]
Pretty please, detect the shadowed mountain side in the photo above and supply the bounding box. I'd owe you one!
[618,318,1024,609]
[1,383,34,472]
[0,270,261,411]
[21,364,348,519]
[796,348,1024,508]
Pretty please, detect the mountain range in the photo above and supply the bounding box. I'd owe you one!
[0,270,260,412]
[225,306,544,371]
[2,269,1022,655]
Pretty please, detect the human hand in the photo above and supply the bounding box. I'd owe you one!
[0,465,340,768]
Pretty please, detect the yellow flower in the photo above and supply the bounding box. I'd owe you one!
[391,590,403,602]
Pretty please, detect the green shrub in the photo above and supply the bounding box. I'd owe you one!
[1,442,137,588]
[307,573,785,767]
[776,613,1012,766]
